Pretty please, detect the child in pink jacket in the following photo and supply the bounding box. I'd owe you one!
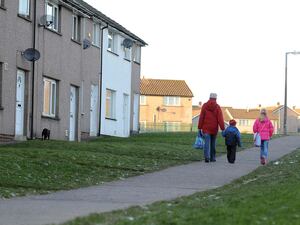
[253,109,274,165]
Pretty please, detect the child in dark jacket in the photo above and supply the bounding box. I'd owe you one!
[222,119,242,164]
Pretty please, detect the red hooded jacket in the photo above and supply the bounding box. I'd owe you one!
[198,99,225,135]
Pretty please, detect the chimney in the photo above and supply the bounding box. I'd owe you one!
[246,107,250,112]
[293,106,296,110]
[258,104,262,109]
[277,102,280,106]
[199,101,202,107]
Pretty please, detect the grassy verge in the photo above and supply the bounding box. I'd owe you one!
[0,132,253,199]
[62,149,300,225]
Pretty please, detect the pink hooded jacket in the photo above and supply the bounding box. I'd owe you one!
[253,117,274,141]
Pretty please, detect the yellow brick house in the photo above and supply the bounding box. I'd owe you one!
[140,78,193,132]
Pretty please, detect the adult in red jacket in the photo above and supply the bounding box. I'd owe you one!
[198,93,225,163]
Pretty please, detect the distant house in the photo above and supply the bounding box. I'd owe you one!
[140,78,193,132]
[223,108,279,134]
[192,103,300,134]
[192,106,279,134]
[270,105,299,134]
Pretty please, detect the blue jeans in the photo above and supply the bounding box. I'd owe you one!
[204,134,217,161]
[260,140,269,159]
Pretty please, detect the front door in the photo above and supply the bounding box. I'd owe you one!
[69,86,77,141]
[15,70,25,137]
[123,94,129,137]
[90,84,98,136]
[132,94,139,132]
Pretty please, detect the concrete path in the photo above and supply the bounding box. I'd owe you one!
[1,136,300,225]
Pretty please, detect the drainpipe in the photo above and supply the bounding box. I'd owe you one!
[30,0,37,139]
[98,24,108,136]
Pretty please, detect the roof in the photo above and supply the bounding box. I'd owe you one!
[295,109,300,114]
[63,0,147,46]
[221,107,233,122]
[140,79,194,97]
[225,108,278,121]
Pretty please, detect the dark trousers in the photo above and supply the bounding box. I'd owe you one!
[227,145,237,164]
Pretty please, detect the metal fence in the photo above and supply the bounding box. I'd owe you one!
[140,122,198,133]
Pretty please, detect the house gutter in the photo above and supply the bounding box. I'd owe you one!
[98,24,108,136]
[30,0,37,140]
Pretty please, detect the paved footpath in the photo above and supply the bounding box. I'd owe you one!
[1,136,300,225]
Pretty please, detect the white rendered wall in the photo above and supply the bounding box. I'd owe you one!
[101,29,132,137]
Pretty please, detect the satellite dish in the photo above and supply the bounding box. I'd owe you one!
[39,15,54,27]
[123,38,133,49]
[83,39,91,50]
[23,48,41,62]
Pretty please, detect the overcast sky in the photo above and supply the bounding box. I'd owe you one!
[86,0,300,108]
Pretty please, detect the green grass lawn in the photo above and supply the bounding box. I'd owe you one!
[62,148,300,225]
[0,132,253,199]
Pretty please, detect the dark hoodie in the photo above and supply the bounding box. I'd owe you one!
[198,99,225,135]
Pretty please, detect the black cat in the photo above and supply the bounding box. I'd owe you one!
[42,128,51,140]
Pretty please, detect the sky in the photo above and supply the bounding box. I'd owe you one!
[85,0,300,108]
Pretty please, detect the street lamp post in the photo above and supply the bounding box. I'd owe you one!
[284,51,300,135]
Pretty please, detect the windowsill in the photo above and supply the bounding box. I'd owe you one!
[17,14,32,22]
[124,58,131,62]
[133,61,141,65]
[107,50,119,57]
[71,38,82,45]
[92,44,100,49]
[45,27,62,36]
[105,117,117,121]
[163,105,182,107]
[42,115,60,121]
[0,5,7,10]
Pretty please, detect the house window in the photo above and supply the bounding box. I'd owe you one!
[0,63,2,107]
[108,31,117,53]
[124,47,131,60]
[92,23,100,47]
[133,45,141,63]
[72,15,80,41]
[106,89,116,119]
[19,0,30,17]
[0,0,5,8]
[46,1,59,31]
[163,96,180,106]
[140,95,146,105]
[43,78,57,117]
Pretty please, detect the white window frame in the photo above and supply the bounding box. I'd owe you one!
[43,78,57,117]
[19,0,30,17]
[106,89,116,119]
[46,1,59,32]
[134,45,141,63]
[140,95,147,105]
[72,14,79,41]
[163,96,181,106]
[124,46,131,60]
[92,23,100,47]
[108,31,118,53]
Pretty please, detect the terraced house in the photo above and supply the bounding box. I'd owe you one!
[0,0,146,141]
